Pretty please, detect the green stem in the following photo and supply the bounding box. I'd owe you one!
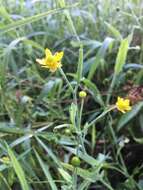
[87,105,116,128]
[78,99,84,128]
[100,179,114,190]
[77,45,83,85]
[78,99,86,153]
[108,114,129,177]
[57,0,80,42]
[106,74,117,105]
[72,167,77,190]
[59,68,74,96]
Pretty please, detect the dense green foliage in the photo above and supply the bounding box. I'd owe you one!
[0,0,143,189]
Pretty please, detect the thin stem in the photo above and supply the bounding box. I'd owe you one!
[100,179,114,190]
[57,0,80,42]
[108,114,129,177]
[106,74,117,105]
[72,168,77,190]
[78,99,84,128]
[59,68,74,96]
[87,105,116,128]
[78,99,86,153]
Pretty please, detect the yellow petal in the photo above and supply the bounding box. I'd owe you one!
[45,48,52,57]
[36,58,46,65]
[41,65,50,68]
[49,68,57,72]
[50,62,62,72]
[124,100,130,106]
[54,51,64,62]
[116,96,131,113]
[126,106,132,111]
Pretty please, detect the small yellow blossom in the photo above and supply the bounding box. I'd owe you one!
[36,48,64,72]
[79,91,87,98]
[116,97,132,113]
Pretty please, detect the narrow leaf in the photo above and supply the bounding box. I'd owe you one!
[58,168,72,183]
[0,5,78,34]
[114,38,129,74]
[7,145,29,190]
[35,150,58,190]
[105,22,122,40]
[77,45,83,83]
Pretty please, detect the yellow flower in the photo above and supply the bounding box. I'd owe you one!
[116,97,132,113]
[36,48,64,72]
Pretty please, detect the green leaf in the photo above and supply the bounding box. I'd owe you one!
[0,5,12,22]
[63,146,98,166]
[0,4,78,34]
[7,145,29,190]
[58,168,72,183]
[78,180,91,190]
[0,172,12,190]
[117,102,143,131]
[62,163,104,184]
[114,38,129,74]
[0,125,28,135]
[83,78,104,106]
[105,22,122,40]
[76,45,83,83]
[35,150,58,190]
[62,163,95,182]
[36,137,62,167]
[133,137,143,144]
[87,37,114,80]
[69,103,77,126]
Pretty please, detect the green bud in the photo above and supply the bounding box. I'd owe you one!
[64,129,71,135]
[71,156,81,167]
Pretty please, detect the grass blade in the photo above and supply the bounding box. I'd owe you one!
[114,37,129,74]
[34,150,58,190]
[6,144,29,190]
[0,4,78,34]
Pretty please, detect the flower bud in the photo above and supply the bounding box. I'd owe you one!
[71,156,81,167]
[64,129,71,135]
[79,91,87,98]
